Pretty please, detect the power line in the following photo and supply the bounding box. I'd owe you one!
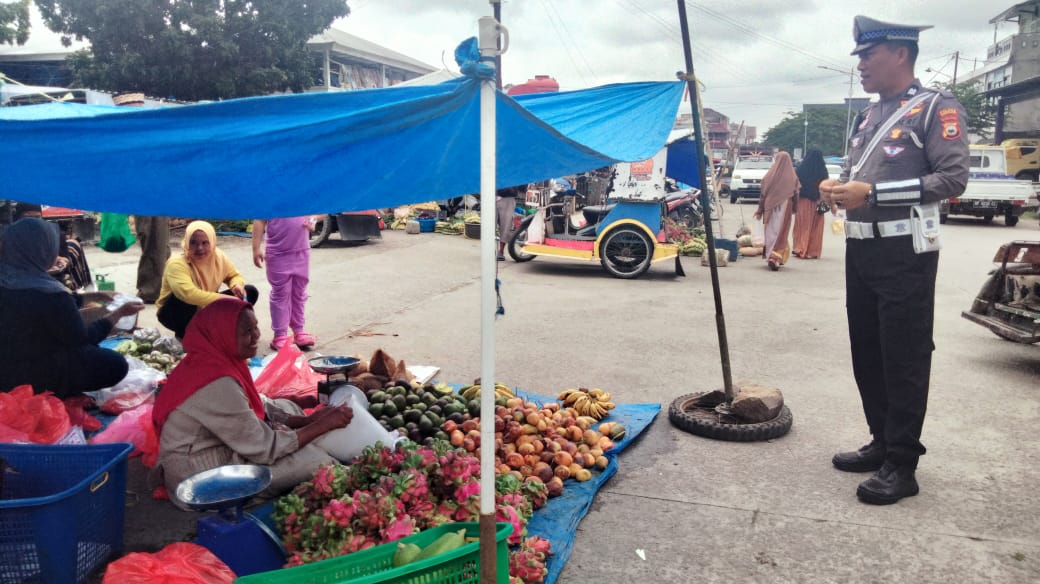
[542,0,599,84]
[537,0,590,86]
[685,1,848,71]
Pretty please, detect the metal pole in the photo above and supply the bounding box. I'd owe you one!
[493,1,503,90]
[952,51,959,85]
[843,68,853,158]
[803,113,808,157]
[477,15,502,583]
[677,0,734,400]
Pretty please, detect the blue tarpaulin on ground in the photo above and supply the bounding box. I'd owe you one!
[0,79,683,219]
[509,390,659,584]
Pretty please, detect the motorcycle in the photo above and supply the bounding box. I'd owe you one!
[962,240,1040,343]
[663,179,720,228]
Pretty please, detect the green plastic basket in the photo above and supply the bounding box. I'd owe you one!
[235,522,512,584]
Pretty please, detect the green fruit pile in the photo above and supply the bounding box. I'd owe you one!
[365,382,479,446]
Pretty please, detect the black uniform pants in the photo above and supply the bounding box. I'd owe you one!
[845,236,938,468]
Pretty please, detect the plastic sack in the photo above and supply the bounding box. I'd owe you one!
[0,385,71,444]
[102,542,235,584]
[91,403,159,466]
[99,212,136,253]
[87,356,164,414]
[63,395,102,432]
[106,293,143,331]
[254,342,323,401]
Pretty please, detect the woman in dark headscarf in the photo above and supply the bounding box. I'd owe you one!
[0,218,144,396]
[755,152,801,271]
[792,150,830,259]
[13,203,94,291]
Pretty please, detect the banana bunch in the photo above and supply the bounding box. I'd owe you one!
[459,382,515,400]
[557,387,616,420]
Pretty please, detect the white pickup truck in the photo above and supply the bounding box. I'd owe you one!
[940,145,1033,226]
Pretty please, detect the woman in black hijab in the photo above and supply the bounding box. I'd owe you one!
[792,150,830,259]
[0,218,144,396]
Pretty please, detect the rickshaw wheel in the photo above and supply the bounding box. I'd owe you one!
[508,215,536,262]
[600,226,653,279]
[309,215,333,248]
[668,392,793,442]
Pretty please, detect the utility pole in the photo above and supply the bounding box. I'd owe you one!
[952,51,959,86]
[819,64,855,158]
[803,112,809,157]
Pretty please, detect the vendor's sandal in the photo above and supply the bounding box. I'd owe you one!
[270,335,291,351]
[294,332,317,349]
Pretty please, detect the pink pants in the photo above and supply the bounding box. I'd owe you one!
[266,250,310,337]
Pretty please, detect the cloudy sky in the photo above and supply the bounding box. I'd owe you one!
[15,0,1015,133]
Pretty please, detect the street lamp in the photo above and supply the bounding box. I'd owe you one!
[803,113,808,159]
[818,65,856,158]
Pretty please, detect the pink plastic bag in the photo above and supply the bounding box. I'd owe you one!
[91,403,159,466]
[254,342,323,401]
[102,542,235,583]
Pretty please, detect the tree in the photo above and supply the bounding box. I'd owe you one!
[35,0,350,101]
[934,81,996,141]
[762,108,850,158]
[0,0,30,46]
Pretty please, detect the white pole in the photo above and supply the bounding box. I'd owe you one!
[477,13,507,584]
[843,67,854,159]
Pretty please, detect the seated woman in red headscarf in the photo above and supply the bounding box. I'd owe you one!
[151,297,352,504]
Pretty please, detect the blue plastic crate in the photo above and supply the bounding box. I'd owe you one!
[0,442,133,584]
[417,218,437,233]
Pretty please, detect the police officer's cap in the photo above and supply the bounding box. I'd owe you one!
[851,15,933,55]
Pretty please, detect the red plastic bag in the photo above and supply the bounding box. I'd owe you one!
[91,404,159,466]
[254,342,323,401]
[64,396,102,432]
[0,385,71,444]
[102,542,235,583]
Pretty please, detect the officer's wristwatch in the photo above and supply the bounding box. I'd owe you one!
[866,185,877,207]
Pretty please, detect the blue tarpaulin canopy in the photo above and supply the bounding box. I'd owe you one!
[0,79,684,218]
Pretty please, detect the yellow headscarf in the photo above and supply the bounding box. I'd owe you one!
[181,221,236,293]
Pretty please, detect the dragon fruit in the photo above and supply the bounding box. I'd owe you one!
[507,536,552,584]
[273,440,547,569]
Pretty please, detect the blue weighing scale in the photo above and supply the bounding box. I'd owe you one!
[176,464,287,577]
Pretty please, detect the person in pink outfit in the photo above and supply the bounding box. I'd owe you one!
[252,217,316,350]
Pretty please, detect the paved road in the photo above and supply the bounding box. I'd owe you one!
[87,203,1040,583]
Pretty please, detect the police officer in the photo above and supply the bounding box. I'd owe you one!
[820,16,969,505]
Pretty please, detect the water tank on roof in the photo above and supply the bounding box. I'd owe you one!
[506,75,559,96]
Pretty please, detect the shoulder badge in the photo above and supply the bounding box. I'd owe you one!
[939,107,961,141]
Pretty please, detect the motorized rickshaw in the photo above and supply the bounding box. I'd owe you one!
[506,190,681,279]
[962,240,1040,343]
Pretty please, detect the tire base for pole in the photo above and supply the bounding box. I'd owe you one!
[668,391,793,442]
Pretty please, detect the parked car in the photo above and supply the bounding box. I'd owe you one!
[729,157,773,204]
[940,145,1033,226]
[826,164,843,182]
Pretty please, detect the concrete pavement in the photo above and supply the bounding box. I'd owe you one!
[87,205,1040,583]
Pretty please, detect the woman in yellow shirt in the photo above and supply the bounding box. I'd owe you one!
[157,221,258,339]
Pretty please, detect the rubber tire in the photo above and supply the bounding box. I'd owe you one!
[309,215,333,248]
[507,215,537,262]
[939,213,948,225]
[668,392,793,442]
[1006,214,1020,227]
[599,226,654,279]
[730,193,739,204]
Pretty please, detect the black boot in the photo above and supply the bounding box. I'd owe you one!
[856,461,919,505]
[832,440,886,472]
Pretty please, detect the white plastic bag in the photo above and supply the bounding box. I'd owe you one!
[106,293,144,331]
